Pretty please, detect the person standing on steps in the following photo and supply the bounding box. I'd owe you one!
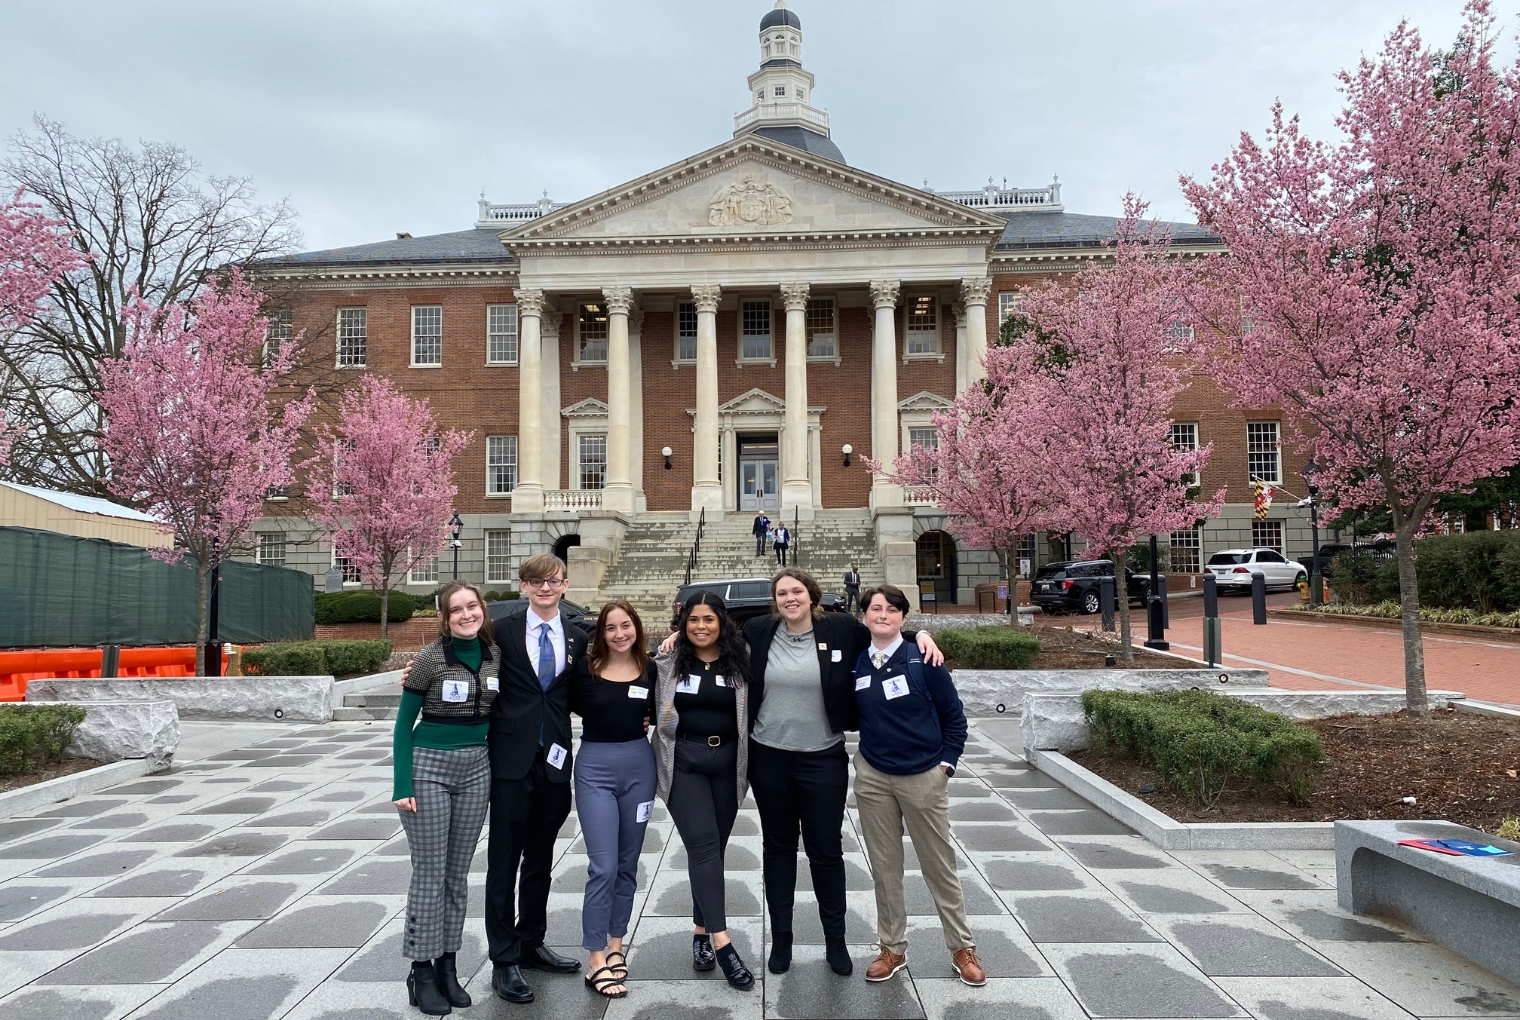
[393,581,499,1016]
[843,564,862,615]
[652,592,756,990]
[752,511,770,557]
[773,523,790,567]
[569,599,657,1000]
[850,584,984,988]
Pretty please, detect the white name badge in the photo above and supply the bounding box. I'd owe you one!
[854,676,871,691]
[714,674,727,688]
[546,743,568,770]
[677,674,701,694]
[441,679,469,703]
[636,800,653,823]
[882,675,910,700]
[485,676,499,692]
[831,649,843,663]
[628,685,649,699]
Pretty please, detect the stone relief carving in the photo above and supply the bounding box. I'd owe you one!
[708,173,794,227]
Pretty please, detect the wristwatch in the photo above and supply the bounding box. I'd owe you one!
[941,763,956,778]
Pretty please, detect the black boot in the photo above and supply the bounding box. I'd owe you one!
[434,953,470,1008]
[825,936,854,976]
[767,931,793,974]
[692,933,716,972]
[407,960,452,1016]
[715,942,754,990]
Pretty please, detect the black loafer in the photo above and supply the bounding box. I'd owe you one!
[491,964,534,1004]
[716,944,754,990]
[693,934,716,972]
[519,944,581,974]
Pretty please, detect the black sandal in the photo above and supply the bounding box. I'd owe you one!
[606,951,628,979]
[584,966,628,998]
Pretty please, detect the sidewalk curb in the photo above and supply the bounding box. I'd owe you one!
[0,757,161,819]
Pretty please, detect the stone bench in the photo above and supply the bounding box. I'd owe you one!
[1337,819,1520,985]
[26,676,334,723]
[954,666,1269,719]
[62,699,179,768]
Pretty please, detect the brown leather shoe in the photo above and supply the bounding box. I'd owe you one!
[864,947,906,982]
[952,947,986,986]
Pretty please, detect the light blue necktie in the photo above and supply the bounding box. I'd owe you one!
[536,622,556,691]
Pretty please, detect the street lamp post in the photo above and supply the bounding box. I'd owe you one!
[1303,461,1323,607]
[448,512,463,581]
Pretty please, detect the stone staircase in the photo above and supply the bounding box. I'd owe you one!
[596,508,885,626]
[332,682,403,721]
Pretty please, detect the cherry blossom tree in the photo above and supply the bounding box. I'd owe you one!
[1011,196,1223,659]
[1182,2,1520,712]
[99,270,314,674]
[305,376,472,639]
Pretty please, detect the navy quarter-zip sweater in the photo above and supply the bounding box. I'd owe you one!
[851,642,967,776]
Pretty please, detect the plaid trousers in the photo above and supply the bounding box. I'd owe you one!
[399,744,491,960]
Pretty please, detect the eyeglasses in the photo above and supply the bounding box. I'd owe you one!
[522,577,566,589]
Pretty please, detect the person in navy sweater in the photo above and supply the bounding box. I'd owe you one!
[850,584,985,988]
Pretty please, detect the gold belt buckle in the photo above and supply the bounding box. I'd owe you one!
[707,735,722,747]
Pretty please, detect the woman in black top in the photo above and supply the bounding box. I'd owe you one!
[569,599,657,999]
[651,592,755,990]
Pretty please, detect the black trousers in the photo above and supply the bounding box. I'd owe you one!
[844,588,860,614]
[749,738,848,939]
[666,738,739,933]
[774,545,788,566]
[755,534,767,556]
[485,752,573,966]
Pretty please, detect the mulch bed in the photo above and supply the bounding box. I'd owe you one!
[1020,624,1183,670]
[1071,709,1520,833]
[0,756,108,795]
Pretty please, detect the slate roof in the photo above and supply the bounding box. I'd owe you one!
[994,211,1220,251]
[260,228,512,268]
[750,125,846,165]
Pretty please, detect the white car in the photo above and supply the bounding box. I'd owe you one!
[1206,548,1308,592]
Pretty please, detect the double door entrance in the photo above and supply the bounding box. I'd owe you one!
[738,436,779,512]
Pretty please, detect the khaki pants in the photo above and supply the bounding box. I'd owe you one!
[853,753,974,954]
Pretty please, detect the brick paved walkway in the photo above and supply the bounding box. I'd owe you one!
[2,719,1516,1019]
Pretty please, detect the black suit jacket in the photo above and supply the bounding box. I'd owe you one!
[744,613,918,736]
[488,608,588,782]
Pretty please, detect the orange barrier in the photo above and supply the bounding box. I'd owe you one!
[0,646,228,702]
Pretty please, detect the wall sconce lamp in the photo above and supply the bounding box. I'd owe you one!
[662,446,673,470]
[842,443,853,467]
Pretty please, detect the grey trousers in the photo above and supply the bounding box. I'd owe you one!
[573,738,657,950]
[399,744,491,960]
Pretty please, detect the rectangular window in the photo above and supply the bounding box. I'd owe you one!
[578,434,607,489]
[486,435,517,495]
[805,298,836,358]
[773,85,786,97]
[485,529,512,584]
[578,302,608,363]
[1171,421,1199,486]
[264,485,289,501]
[741,301,772,360]
[412,305,442,366]
[1169,527,1201,573]
[906,295,939,355]
[333,438,355,497]
[998,291,1022,324]
[1165,320,1194,351]
[909,427,939,452]
[337,308,367,367]
[334,552,361,584]
[1247,421,1281,484]
[676,302,698,362]
[263,309,293,368]
[408,552,439,585]
[255,532,286,567]
[487,304,519,364]
[1252,519,1284,555]
[1017,533,1037,571]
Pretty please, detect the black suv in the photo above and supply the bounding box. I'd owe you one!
[488,595,594,637]
[672,578,846,629]
[1297,540,1393,579]
[1029,560,1152,615]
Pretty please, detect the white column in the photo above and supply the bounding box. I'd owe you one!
[513,288,546,513]
[961,276,992,389]
[540,309,563,491]
[953,302,968,395]
[870,279,902,508]
[602,286,635,513]
[629,309,646,512]
[779,281,812,518]
[691,284,723,515]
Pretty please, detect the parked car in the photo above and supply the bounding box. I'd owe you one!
[1296,540,1394,578]
[1028,560,1152,615]
[1207,548,1307,593]
[488,594,595,636]
[672,577,846,629]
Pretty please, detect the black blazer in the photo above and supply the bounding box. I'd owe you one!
[744,613,918,736]
[488,609,588,782]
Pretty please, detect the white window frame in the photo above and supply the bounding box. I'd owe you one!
[263,308,293,369]
[737,300,775,367]
[1171,421,1199,486]
[487,304,519,365]
[773,85,786,97]
[1247,421,1281,485]
[1169,527,1201,573]
[332,438,356,498]
[1165,320,1195,352]
[485,529,513,584]
[255,532,286,567]
[486,435,517,497]
[577,432,608,490]
[1251,519,1285,556]
[805,296,840,364]
[673,301,698,366]
[998,291,1022,324]
[336,307,367,368]
[331,548,362,587]
[407,550,439,585]
[903,294,943,362]
[411,305,442,367]
[264,485,289,503]
[573,301,608,369]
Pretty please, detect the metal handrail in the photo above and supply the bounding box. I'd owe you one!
[683,507,706,588]
[793,505,801,568]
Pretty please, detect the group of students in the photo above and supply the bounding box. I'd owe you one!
[392,553,984,1014]
[750,512,792,565]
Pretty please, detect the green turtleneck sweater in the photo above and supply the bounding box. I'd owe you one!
[392,635,490,800]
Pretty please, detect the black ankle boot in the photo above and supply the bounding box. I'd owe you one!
[825,937,853,976]
[767,931,793,974]
[407,960,452,1016]
[434,953,470,1008]
[692,933,716,972]
[715,943,754,990]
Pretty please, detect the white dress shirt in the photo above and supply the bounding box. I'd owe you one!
[868,634,904,667]
[525,610,568,677]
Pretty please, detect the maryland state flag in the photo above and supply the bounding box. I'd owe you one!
[1251,479,1276,520]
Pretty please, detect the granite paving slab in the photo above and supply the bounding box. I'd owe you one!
[1044,942,1248,1017]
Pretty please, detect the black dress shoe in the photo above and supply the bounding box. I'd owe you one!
[408,962,452,1015]
[491,964,534,1004]
[692,933,716,972]
[434,954,471,1008]
[519,944,581,973]
[715,943,754,990]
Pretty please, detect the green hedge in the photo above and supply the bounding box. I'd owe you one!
[243,639,393,677]
[935,626,1041,669]
[314,590,414,625]
[1082,689,1324,807]
[1309,601,1520,629]
[0,704,88,777]
[1330,530,1520,612]
[483,590,520,602]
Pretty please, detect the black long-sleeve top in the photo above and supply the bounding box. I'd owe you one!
[570,660,657,743]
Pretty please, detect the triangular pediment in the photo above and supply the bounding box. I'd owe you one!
[898,390,954,412]
[718,388,786,414]
[500,136,1006,248]
[561,397,608,419]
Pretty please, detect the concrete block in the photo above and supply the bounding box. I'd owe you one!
[26,676,335,723]
[954,667,1269,718]
[62,699,179,767]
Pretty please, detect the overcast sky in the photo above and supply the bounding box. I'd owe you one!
[4,1,1511,254]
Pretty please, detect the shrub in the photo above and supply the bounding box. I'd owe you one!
[1329,549,1399,606]
[935,626,1041,669]
[321,639,394,676]
[483,590,520,602]
[1082,689,1324,808]
[242,639,393,677]
[314,590,414,625]
[0,704,88,777]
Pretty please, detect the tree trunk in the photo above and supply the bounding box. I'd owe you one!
[1112,548,1134,663]
[1000,547,1014,625]
[1392,520,1429,716]
[378,587,389,641]
[195,561,210,677]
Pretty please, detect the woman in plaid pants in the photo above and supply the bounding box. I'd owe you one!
[393,581,500,1015]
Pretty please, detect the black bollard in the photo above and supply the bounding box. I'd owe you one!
[101,644,120,678]
[1157,574,1170,629]
[1100,576,1115,632]
[1202,574,1222,666]
[1203,572,1218,618]
[1251,572,1267,624]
